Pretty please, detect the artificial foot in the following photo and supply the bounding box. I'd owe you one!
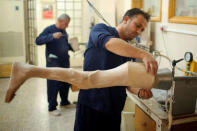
[5,62,29,103]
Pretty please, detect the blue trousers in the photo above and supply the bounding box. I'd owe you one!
[74,103,121,131]
[46,58,70,111]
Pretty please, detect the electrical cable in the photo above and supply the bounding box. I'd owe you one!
[161,31,172,67]
[153,51,197,76]
[87,0,111,26]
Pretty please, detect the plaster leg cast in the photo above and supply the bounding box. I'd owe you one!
[5,61,156,103]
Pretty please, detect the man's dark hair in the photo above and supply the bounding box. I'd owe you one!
[122,8,150,22]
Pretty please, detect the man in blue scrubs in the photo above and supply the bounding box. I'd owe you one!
[35,14,73,116]
[74,8,158,130]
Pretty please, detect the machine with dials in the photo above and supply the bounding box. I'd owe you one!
[152,52,197,116]
[184,52,197,76]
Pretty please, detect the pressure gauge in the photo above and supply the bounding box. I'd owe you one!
[184,52,193,62]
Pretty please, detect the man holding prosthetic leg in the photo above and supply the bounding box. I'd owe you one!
[5,8,158,131]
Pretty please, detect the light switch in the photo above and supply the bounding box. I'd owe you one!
[15,6,19,11]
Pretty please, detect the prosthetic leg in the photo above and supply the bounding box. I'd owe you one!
[5,61,156,103]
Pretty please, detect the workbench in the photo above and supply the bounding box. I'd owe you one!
[126,89,197,131]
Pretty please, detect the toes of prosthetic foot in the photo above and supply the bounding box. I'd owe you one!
[5,89,16,103]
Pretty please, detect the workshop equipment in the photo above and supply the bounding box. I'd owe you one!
[153,75,197,116]
[155,68,172,90]
[153,57,197,116]
[184,52,197,76]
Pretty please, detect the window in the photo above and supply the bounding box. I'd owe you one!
[56,0,83,41]
[25,0,37,64]
[169,0,197,24]
[131,0,162,22]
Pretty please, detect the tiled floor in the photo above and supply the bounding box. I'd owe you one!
[0,78,78,131]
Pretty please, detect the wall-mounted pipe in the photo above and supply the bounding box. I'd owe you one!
[163,26,197,36]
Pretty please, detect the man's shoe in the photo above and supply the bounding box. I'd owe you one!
[60,103,72,108]
[49,109,61,116]
[73,101,77,104]
[60,101,71,107]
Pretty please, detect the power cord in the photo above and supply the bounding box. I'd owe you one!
[87,0,111,26]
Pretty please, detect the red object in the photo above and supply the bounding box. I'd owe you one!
[43,10,53,19]
[160,27,164,31]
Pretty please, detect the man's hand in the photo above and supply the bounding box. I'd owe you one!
[53,32,63,39]
[127,87,153,99]
[138,89,153,99]
[142,52,158,75]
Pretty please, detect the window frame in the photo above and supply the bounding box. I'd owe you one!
[131,0,162,22]
[168,0,197,25]
[56,0,83,41]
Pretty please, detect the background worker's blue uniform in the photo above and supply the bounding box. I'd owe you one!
[35,24,73,111]
[74,23,132,131]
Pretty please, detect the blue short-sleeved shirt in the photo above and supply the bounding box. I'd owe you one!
[78,23,132,114]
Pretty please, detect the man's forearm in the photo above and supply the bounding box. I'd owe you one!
[105,38,148,59]
[35,34,54,45]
